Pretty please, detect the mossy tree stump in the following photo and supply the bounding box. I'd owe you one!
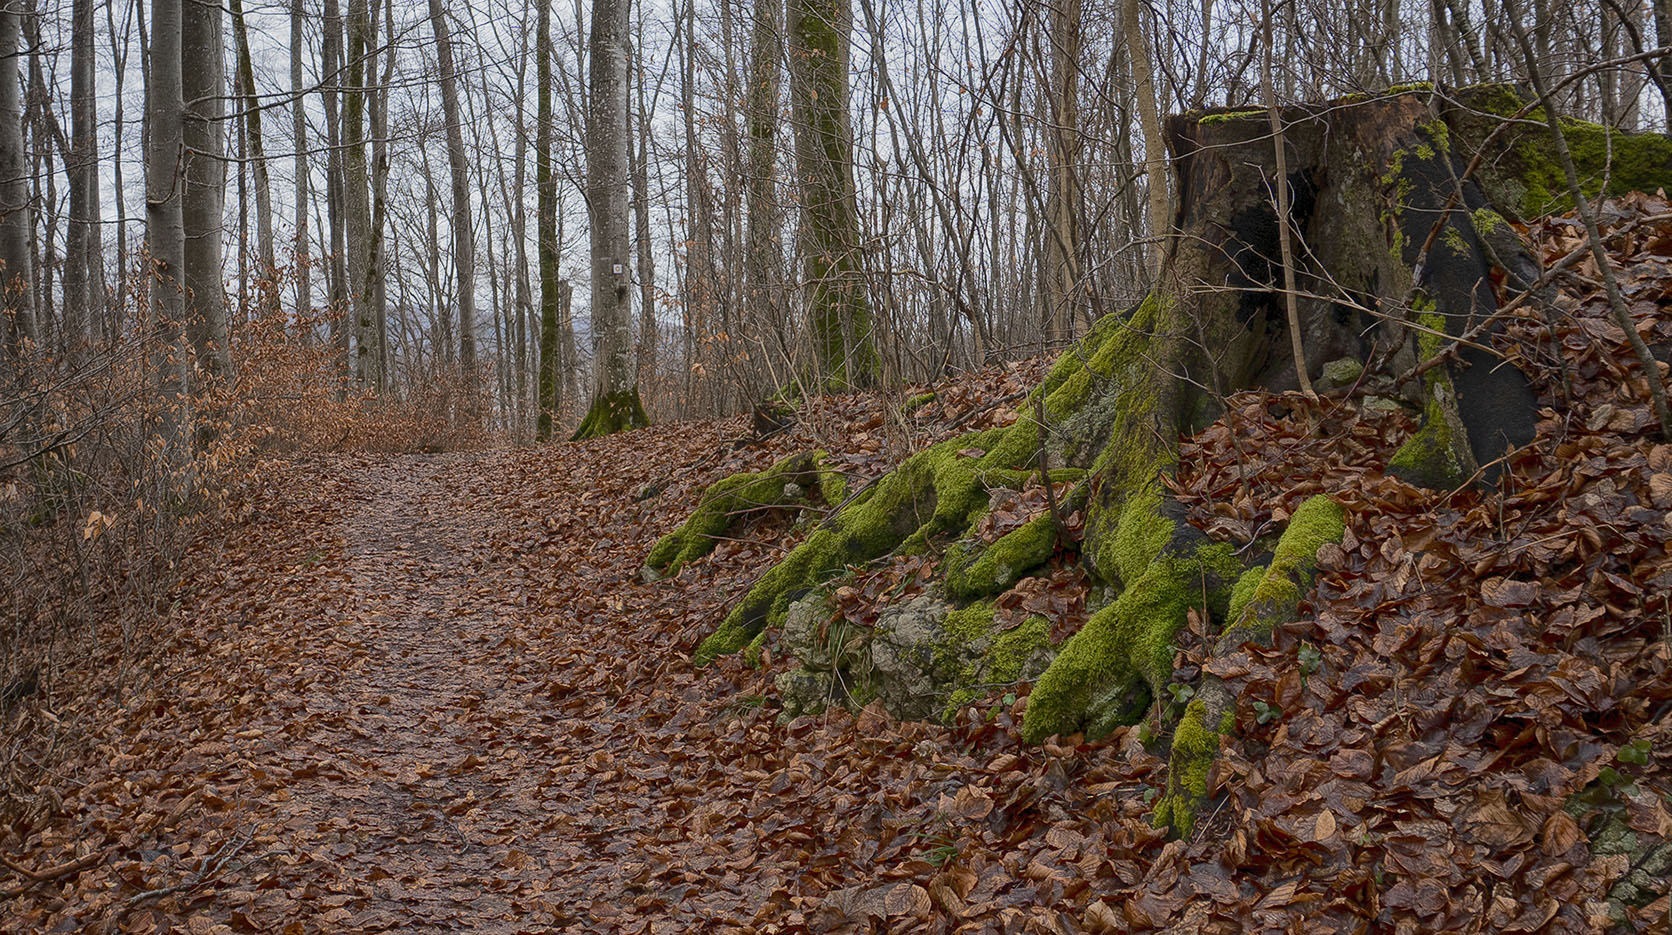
[651,85,1646,834]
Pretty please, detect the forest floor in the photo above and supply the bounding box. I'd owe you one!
[4,197,1672,934]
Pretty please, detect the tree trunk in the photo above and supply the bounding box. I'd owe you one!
[345,0,375,385]
[536,0,561,441]
[182,0,229,381]
[0,5,35,360]
[230,0,274,312]
[369,0,394,388]
[146,0,187,457]
[632,47,656,399]
[291,0,311,325]
[1123,0,1168,282]
[788,0,876,390]
[63,0,104,348]
[742,0,781,397]
[1654,0,1672,121]
[1042,0,1083,344]
[323,0,350,385]
[428,0,476,376]
[571,0,648,440]
[680,0,715,412]
[675,89,1553,839]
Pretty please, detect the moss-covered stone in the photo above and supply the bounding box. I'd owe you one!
[1447,84,1672,218]
[695,428,1012,663]
[1318,358,1363,390]
[900,392,937,415]
[646,450,843,576]
[1228,495,1344,637]
[934,604,1055,718]
[1225,564,1266,624]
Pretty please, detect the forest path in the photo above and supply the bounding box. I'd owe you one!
[217,444,784,933]
[5,404,1122,935]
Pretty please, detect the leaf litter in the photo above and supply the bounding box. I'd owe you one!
[2,202,1670,933]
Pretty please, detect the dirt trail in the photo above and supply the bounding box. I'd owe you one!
[159,430,861,935]
[231,450,743,932]
[266,455,539,931]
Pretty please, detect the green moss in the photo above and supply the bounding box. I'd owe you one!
[945,513,1059,600]
[743,630,768,668]
[819,468,848,506]
[900,392,937,415]
[943,601,996,642]
[647,450,842,576]
[695,429,1013,664]
[942,613,1053,717]
[1152,698,1231,836]
[1387,81,1434,94]
[1441,225,1470,256]
[1470,207,1508,236]
[1108,482,1172,587]
[1509,115,1672,216]
[570,386,650,440]
[1388,390,1466,489]
[1413,300,1446,361]
[1198,109,1265,126]
[1225,564,1266,625]
[1021,539,1239,743]
[1231,496,1344,636]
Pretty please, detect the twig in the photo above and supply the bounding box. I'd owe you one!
[123,828,251,910]
[0,846,113,899]
[947,388,1028,431]
[1503,0,1672,441]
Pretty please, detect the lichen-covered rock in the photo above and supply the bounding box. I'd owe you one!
[1318,357,1364,390]
[858,593,957,721]
[775,668,834,719]
[776,589,1057,723]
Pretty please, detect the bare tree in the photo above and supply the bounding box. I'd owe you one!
[63,0,104,346]
[789,0,876,389]
[0,1,34,359]
[146,0,187,456]
[428,0,477,373]
[291,0,312,324]
[182,0,231,380]
[230,0,274,312]
[537,0,563,440]
[572,0,649,438]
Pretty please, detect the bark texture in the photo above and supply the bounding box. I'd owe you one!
[788,0,876,389]
[0,5,35,358]
[573,0,647,439]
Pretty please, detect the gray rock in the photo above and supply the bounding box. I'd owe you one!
[782,594,837,671]
[861,592,954,721]
[1319,357,1364,390]
[775,669,832,719]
